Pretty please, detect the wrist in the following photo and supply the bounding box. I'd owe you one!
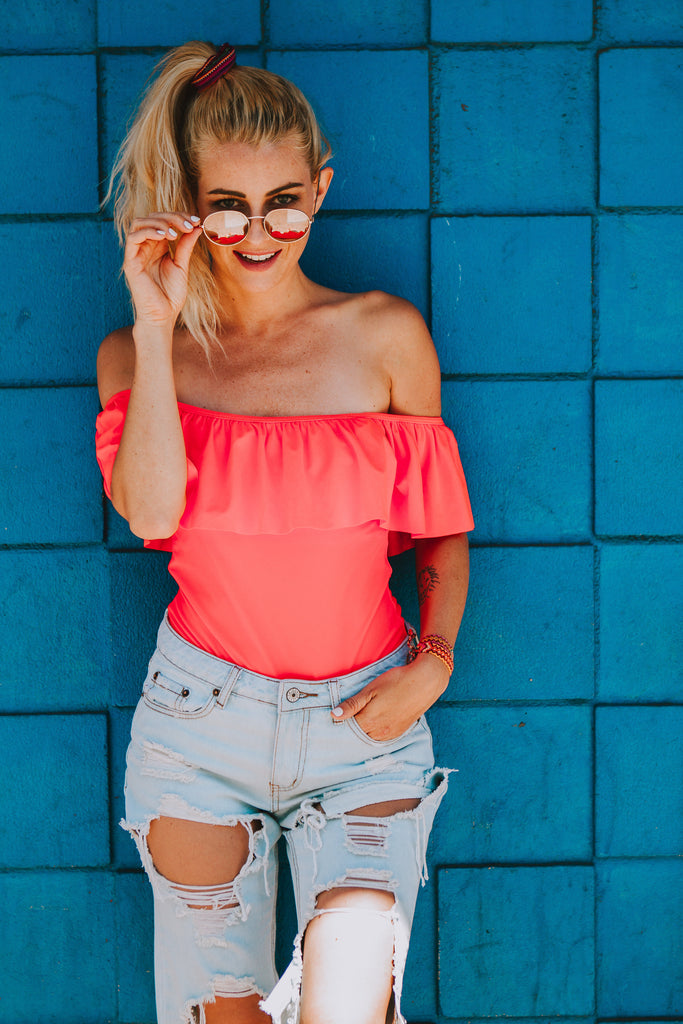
[412,633,454,675]
[132,319,175,352]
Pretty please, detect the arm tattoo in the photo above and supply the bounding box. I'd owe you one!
[417,564,440,607]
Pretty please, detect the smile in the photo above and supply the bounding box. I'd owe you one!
[236,251,278,263]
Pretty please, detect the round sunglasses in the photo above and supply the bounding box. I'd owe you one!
[202,208,313,246]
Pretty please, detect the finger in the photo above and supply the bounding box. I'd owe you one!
[172,225,203,273]
[331,688,375,723]
[130,212,201,234]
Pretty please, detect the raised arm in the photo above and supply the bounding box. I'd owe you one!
[97,214,202,539]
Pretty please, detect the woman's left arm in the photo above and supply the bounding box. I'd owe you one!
[330,295,470,739]
[330,533,469,740]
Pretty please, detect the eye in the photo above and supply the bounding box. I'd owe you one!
[270,193,301,207]
[211,196,247,211]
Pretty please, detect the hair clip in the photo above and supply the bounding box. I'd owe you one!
[191,43,237,92]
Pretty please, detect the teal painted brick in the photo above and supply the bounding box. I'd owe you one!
[432,0,593,41]
[402,875,438,1020]
[0,714,109,867]
[0,548,110,712]
[0,870,116,1023]
[102,220,134,337]
[599,543,683,700]
[431,216,592,374]
[439,866,594,1016]
[434,49,595,212]
[599,0,683,43]
[600,49,683,207]
[0,0,95,50]
[595,380,683,537]
[98,0,260,47]
[267,51,429,211]
[1,872,116,1024]
[597,214,683,374]
[301,214,428,318]
[111,708,138,867]
[443,382,592,543]
[0,56,98,215]
[110,551,177,707]
[0,223,101,384]
[596,706,683,857]
[100,53,166,192]
[597,859,683,1015]
[269,0,426,45]
[116,873,156,1023]
[431,706,593,863]
[0,387,102,545]
[450,546,594,700]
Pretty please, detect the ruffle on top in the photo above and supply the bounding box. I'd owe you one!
[95,389,474,554]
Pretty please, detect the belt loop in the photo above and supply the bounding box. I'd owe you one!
[215,665,240,708]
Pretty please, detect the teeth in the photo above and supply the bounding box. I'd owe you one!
[240,252,276,262]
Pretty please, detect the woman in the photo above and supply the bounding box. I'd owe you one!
[96,41,473,1024]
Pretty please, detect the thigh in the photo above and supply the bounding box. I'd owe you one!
[147,816,255,887]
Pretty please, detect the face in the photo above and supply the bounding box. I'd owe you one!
[195,139,332,287]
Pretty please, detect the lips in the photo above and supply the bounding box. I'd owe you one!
[235,250,279,267]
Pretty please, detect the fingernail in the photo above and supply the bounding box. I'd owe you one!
[156,229,166,236]
[168,228,178,238]
[190,215,201,223]
[183,220,193,230]
[331,707,343,718]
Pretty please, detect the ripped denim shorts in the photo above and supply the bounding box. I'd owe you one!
[122,613,450,1024]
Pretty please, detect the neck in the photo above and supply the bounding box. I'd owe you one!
[213,263,316,336]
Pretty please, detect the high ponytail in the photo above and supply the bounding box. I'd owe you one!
[106,41,331,357]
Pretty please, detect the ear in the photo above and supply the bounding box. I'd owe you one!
[314,165,334,209]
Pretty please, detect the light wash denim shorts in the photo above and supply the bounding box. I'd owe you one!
[122,614,450,1024]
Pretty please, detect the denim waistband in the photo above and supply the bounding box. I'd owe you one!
[154,613,414,706]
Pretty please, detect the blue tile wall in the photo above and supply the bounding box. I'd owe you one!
[439,866,595,1016]
[598,543,683,701]
[432,215,592,373]
[0,548,110,712]
[600,49,683,207]
[434,48,595,212]
[1,871,117,1023]
[598,0,683,42]
[597,859,683,1016]
[432,0,594,42]
[0,714,109,867]
[595,379,683,537]
[597,214,683,374]
[1,5,681,1021]
[0,56,98,214]
[596,706,683,857]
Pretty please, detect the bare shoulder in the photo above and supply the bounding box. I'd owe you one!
[97,327,135,407]
[349,291,442,416]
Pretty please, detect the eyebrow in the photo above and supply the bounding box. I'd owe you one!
[206,181,305,197]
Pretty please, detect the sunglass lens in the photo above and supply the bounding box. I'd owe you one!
[265,209,310,241]
[203,212,248,245]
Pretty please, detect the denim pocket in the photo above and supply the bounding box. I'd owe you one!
[345,714,429,748]
[141,653,223,719]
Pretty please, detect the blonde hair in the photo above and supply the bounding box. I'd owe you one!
[107,41,331,356]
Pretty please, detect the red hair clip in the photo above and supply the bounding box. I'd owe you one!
[191,43,237,92]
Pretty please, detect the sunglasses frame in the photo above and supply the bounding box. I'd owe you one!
[201,173,323,248]
[201,208,314,247]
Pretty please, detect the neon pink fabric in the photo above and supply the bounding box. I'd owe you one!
[96,390,474,678]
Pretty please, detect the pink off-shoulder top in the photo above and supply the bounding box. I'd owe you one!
[96,390,474,679]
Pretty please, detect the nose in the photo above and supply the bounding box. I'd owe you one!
[244,215,269,243]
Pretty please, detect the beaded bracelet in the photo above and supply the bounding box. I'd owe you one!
[414,633,454,674]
